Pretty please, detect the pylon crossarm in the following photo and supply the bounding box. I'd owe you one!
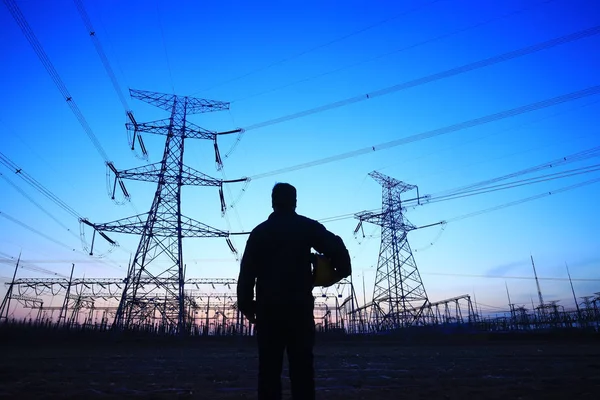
[184,122,218,140]
[129,89,230,114]
[183,97,230,114]
[180,216,229,238]
[126,119,219,140]
[180,165,222,186]
[115,163,223,186]
[115,163,161,183]
[126,118,171,136]
[92,214,149,235]
[7,294,43,307]
[355,210,384,225]
[129,89,175,111]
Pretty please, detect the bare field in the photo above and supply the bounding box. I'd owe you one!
[1,329,599,399]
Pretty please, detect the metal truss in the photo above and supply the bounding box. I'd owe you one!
[355,171,430,330]
[80,89,247,334]
[2,277,358,334]
[130,89,230,114]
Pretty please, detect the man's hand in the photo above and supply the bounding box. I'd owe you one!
[240,300,257,324]
[245,313,257,324]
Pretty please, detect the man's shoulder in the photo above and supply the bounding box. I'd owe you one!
[253,212,322,231]
[251,220,269,234]
[295,214,324,230]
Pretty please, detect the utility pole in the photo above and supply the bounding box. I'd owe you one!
[0,252,21,322]
[505,281,514,320]
[57,263,75,327]
[565,262,581,319]
[530,255,545,310]
[354,172,430,330]
[82,89,246,334]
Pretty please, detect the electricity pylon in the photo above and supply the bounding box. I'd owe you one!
[82,89,245,334]
[355,171,429,330]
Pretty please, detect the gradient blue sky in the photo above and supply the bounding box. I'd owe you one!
[1,0,599,317]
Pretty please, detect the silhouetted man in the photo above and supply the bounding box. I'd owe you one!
[237,182,351,400]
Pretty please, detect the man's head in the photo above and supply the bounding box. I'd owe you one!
[272,182,297,212]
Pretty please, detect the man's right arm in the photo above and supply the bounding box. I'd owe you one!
[237,230,259,322]
[310,221,352,281]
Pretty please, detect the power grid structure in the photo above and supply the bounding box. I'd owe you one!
[352,172,433,330]
[0,275,358,335]
[80,89,246,334]
[350,172,479,331]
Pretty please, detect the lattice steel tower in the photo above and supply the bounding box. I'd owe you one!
[355,171,429,330]
[83,89,244,333]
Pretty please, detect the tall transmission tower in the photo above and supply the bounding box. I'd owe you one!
[82,89,244,334]
[355,171,429,330]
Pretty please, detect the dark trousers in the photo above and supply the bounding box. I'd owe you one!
[256,308,315,400]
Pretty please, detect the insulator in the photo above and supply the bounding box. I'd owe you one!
[111,177,118,200]
[80,218,93,227]
[106,162,118,174]
[118,179,130,198]
[216,128,243,135]
[226,238,237,254]
[89,230,96,256]
[214,140,223,169]
[138,135,148,156]
[127,111,137,126]
[219,187,226,214]
[353,221,362,234]
[98,230,116,245]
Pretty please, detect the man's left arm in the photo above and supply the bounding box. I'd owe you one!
[237,231,259,323]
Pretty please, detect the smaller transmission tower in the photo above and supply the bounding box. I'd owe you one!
[355,171,429,330]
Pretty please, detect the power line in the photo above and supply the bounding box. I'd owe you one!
[0,211,124,272]
[445,175,600,223]
[3,0,110,162]
[423,271,600,282]
[428,163,600,204]
[0,151,137,258]
[189,0,444,96]
[0,255,69,278]
[248,85,600,180]
[226,23,600,157]
[232,0,558,103]
[0,210,79,253]
[433,145,600,198]
[156,0,175,93]
[0,172,80,240]
[0,152,81,219]
[374,98,600,177]
[72,0,130,112]
[234,147,600,231]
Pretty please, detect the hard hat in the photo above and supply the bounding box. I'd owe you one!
[312,253,337,287]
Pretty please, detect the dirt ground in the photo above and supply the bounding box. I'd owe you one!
[0,329,599,399]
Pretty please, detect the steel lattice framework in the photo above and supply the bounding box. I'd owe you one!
[83,89,244,334]
[355,171,429,330]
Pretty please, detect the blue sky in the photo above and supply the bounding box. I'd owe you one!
[1,0,599,317]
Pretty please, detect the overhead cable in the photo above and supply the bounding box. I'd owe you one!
[445,175,600,223]
[232,0,558,103]
[229,23,600,156]
[72,0,130,111]
[0,172,80,240]
[3,0,110,162]
[0,152,81,219]
[248,85,600,180]
[190,0,444,96]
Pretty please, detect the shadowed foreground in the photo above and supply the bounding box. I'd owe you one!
[0,327,599,399]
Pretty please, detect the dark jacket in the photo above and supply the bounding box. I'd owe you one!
[237,210,351,318]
